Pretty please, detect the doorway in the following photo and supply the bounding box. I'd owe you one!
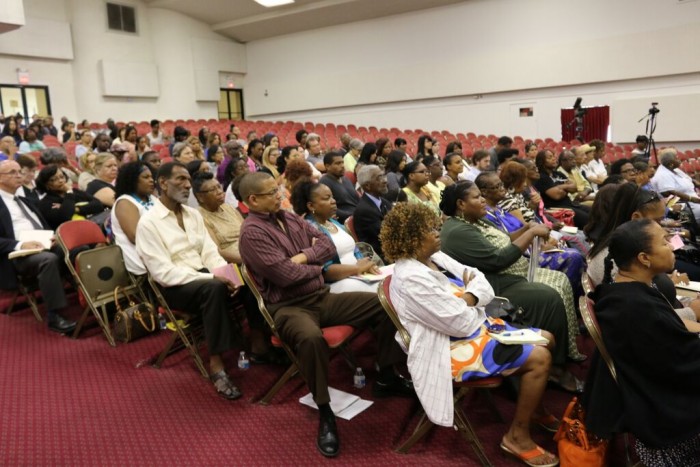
[218,89,244,120]
[0,85,52,121]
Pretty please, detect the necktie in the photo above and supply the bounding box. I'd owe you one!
[14,196,42,230]
[380,202,389,216]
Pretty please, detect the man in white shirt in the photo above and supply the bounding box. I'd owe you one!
[651,149,700,221]
[136,162,243,400]
[0,160,75,333]
[581,141,607,191]
[146,119,165,146]
[464,150,491,182]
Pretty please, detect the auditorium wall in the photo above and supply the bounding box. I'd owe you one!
[244,0,700,145]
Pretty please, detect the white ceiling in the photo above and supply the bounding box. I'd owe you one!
[143,0,467,42]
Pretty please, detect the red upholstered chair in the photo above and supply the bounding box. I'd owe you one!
[241,265,357,405]
[378,276,502,465]
[344,216,358,242]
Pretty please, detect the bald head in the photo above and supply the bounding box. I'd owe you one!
[0,160,22,193]
[239,171,273,201]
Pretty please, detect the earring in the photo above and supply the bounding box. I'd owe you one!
[312,209,316,214]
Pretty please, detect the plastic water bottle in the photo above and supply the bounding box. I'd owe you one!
[158,314,167,330]
[353,367,366,389]
[238,351,250,370]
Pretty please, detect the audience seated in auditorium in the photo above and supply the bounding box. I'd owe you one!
[224,157,251,208]
[41,147,80,184]
[86,153,118,207]
[187,135,205,161]
[2,117,22,146]
[239,171,413,458]
[630,134,649,158]
[394,137,409,160]
[260,145,281,181]
[380,202,559,467]
[338,133,351,155]
[439,181,585,383]
[525,142,539,161]
[206,144,225,174]
[356,142,378,174]
[384,149,406,202]
[464,149,490,182]
[375,137,392,169]
[36,166,104,230]
[609,158,637,183]
[207,132,222,150]
[582,140,608,190]
[0,160,76,333]
[185,160,211,208]
[292,181,379,294]
[169,126,190,156]
[78,152,97,191]
[353,165,393,260]
[136,162,244,400]
[445,140,463,157]
[172,142,195,165]
[0,136,18,161]
[319,151,359,223]
[42,116,58,138]
[142,150,161,181]
[60,120,76,144]
[278,158,312,212]
[586,183,700,310]
[583,219,700,465]
[497,148,519,167]
[18,128,46,154]
[343,138,363,174]
[534,150,589,229]
[424,155,454,203]
[111,161,157,277]
[477,172,585,297]
[402,161,440,216]
[443,152,464,184]
[198,127,210,150]
[555,150,594,205]
[217,139,242,185]
[305,135,325,173]
[488,136,513,170]
[192,171,271,361]
[92,133,112,155]
[246,138,264,172]
[74,130,93,159]
[275,145,301,183]
[415,135,433,162]
[651,148,700,222]
[632,161,654,191]
[146,119,165,145]
[15,154,38,202]
[135,136,151,160]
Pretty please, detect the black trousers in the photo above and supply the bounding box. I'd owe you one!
[268,287,406,405]
[161,279,240,356]
[13,249,67,312]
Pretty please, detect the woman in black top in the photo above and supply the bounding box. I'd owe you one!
[36,165,104,230]
[86,153,118,207]
[584,219,700,465]
[533,149,589,228]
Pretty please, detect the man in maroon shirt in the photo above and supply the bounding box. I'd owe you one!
[239,172,411,458]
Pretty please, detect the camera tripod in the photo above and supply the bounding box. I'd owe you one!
[638,103,659,164]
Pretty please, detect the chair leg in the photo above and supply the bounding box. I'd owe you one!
[151,330,181,369]
[477,388,504,423]
[5,290,20,315]
[258,363,299,406]
[395,411,435,454]
[454,404,493,467]
[337,343,358,370]
[71,306,92,340]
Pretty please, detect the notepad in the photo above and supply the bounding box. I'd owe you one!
[676,281,700,293]
[489,329,549,345]
[8,230,53,260]
[350,264,394,283]
[560,226,578,234]
[212,263,244,287]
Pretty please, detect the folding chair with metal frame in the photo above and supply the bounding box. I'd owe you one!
[4,275,42,322]
[580,273,637,467]
[378,275,501,467]
[56,220,144,347]
[240,265,357,405]
[146,274,208,379]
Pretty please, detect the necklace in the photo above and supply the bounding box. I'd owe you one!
[323,220,338,233]
[615,271,652,286]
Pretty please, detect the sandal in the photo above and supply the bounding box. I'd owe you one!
[500,441,559,467]
[548,371,584,394]
[531,413,561,433]
[211,370,242,400]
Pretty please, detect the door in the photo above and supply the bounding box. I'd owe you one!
[218,89,244,120]
[0,85,52,121]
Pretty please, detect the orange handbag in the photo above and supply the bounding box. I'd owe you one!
[554,397,609,467]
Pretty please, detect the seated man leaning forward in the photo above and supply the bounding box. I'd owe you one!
[238,172,412,458]
[381,202,559,467]
[135,162,243,400]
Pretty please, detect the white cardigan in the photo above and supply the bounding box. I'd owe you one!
[390,252,494,427]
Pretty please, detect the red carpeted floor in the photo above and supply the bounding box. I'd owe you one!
[0,301,597,466]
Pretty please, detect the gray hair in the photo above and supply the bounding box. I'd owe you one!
[658,148,677,165]
[357,164,382,187]
[40,147,68,165]
[306,133,321,143]
[172,142,188,159]
[349,138,363,151]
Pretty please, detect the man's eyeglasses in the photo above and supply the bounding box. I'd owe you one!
[0,170,21,177]
[621,168,638,175]
[253,188,279,197]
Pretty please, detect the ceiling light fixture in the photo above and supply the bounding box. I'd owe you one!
[254,0,294,7]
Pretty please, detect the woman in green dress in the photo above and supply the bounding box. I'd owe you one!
[439,180,585,391]
[401,161,441,217]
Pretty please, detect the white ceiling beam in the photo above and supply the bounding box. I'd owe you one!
[212,0,357,30]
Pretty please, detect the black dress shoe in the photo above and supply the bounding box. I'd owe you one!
[317,413,339,457]
[47,314,77,334]
[372,374,416,398]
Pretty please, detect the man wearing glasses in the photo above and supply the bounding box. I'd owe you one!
[239,171,412,459]
[135,162,244,401]
[0,160,76,333]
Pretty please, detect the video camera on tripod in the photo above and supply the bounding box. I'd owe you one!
[573,97,587,118]
[648,102,660,116]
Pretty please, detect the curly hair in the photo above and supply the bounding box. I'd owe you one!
[499,160,528,190]
[291,180,324,216]
[284,158,313,188]
[115,161,149,197]
[379,202,441,263]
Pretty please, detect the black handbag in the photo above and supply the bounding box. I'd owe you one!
[113,286,157,343]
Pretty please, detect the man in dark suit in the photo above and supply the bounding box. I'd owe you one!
[353,165,392,260]
[319,151,359,223]
[0,160,75,333]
